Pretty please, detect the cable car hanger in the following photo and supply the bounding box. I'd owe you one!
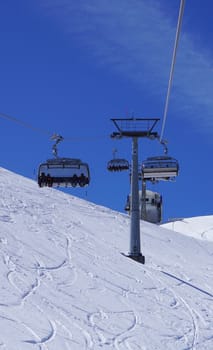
[159,138,168,155]
[51,134,64,158]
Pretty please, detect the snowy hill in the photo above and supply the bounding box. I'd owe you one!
[162,216,213,241]
[0,167,212,349]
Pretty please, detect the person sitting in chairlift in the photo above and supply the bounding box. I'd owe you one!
[72,174,78,187]
[38,172,46,187]
[79,173,86,187]
[46,173,53,187]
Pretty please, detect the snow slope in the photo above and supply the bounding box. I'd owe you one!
[162,216,213,241]
[0,167,212,349]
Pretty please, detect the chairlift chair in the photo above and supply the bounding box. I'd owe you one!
[38,158,90,188]
[38,134,90,188]
[107,158,129,172]
[107,147,129,172]
[142,156,179,181]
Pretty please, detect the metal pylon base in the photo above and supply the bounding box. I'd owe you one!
[122,253,145,264]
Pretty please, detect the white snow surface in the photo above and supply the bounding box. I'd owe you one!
[0,167,212,350]
[162,217,213,241]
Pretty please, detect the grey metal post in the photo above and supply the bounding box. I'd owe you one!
[109,117,160,264]
[141,177,147,220]
[129,137,145,263]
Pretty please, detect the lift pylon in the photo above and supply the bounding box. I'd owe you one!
[110,118,160,264]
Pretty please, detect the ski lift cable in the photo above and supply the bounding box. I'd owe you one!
[0,111,107,142]
[160,0,185,142]
[0,111,52,137]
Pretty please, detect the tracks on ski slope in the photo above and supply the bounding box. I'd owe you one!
[145,263,213,350]
[0,194,212,349]
[146,266,198,349]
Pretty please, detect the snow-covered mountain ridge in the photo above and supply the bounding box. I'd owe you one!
[162,216,213,241]
[0,167,212,349]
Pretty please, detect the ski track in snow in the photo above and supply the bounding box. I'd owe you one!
[87,309,138,348]
[145,263,213,350]
[3,241,210,348]
[146,267,198,349]
[23,320,56,346]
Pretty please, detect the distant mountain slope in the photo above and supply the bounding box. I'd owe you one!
[0,167,212,349]
[162,216,213,241]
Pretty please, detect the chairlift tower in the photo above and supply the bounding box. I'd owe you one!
[110,118,160,264]
[141,176,147,221]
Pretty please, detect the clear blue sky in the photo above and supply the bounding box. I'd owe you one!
[0,0,212,222]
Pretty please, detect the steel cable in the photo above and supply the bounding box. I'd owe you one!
[160,0,185,142]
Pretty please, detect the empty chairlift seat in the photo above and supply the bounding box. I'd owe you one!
[38,158,90,188]
[142,156,179,181]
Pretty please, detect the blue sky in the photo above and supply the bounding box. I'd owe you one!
[0,0,213,222]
